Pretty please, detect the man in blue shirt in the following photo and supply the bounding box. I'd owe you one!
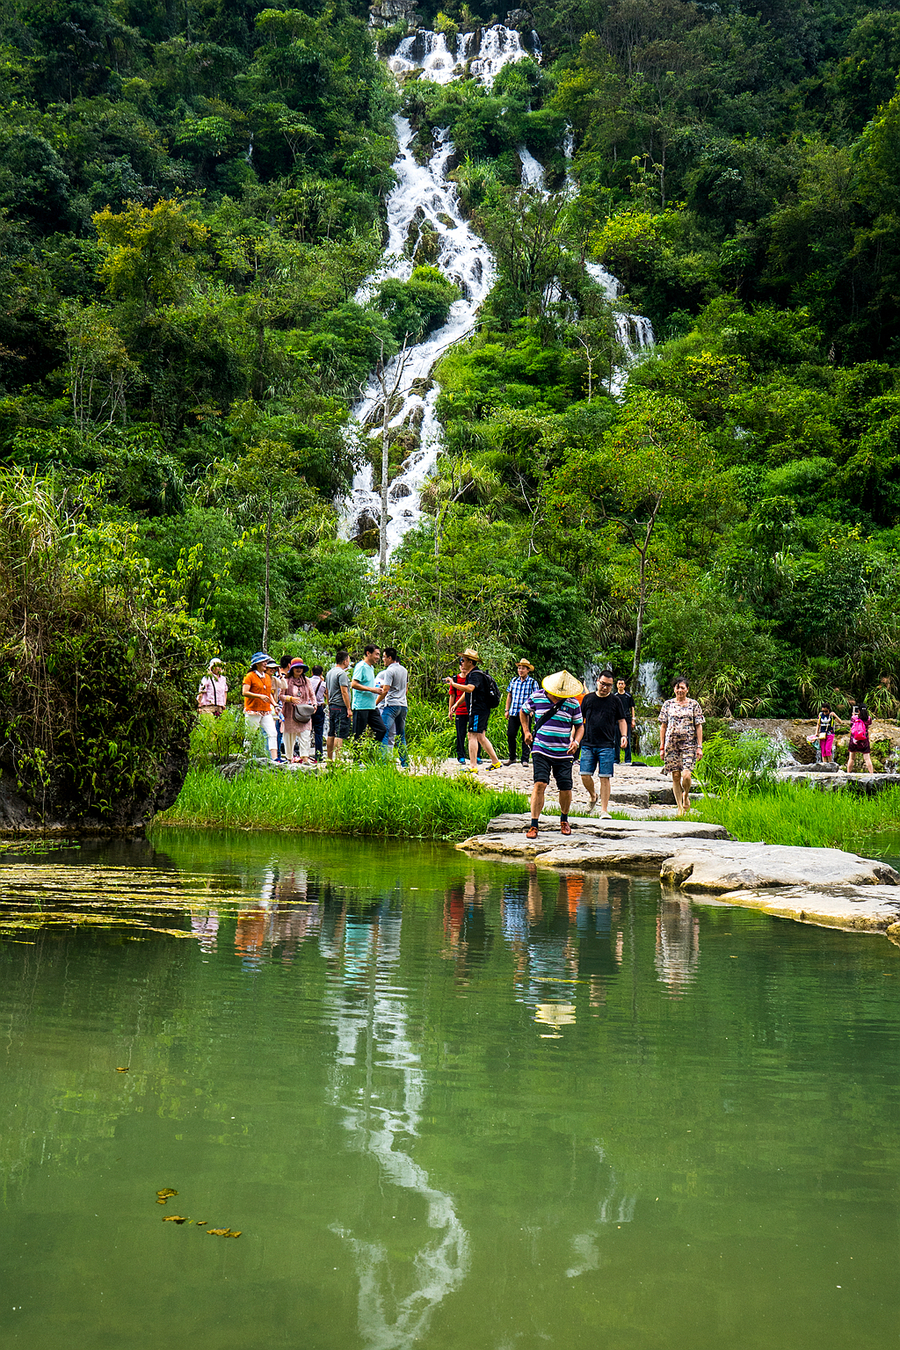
[350,644,388,742]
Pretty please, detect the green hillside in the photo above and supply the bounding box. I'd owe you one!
[2,0,900,717]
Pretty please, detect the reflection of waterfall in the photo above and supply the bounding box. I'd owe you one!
[326,911,469,1350]
[565,1145,638,1278]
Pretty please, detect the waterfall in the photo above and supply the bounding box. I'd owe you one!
[342,24,653,559]
[635,660,662,705]
[342,26,530,551]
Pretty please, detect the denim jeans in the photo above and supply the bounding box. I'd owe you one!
[381,704,408,766]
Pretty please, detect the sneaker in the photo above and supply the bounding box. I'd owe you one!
[600,811,612,820]
[485,761,502,770]
[457,757,467,765]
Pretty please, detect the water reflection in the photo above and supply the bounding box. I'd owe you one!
[655,895,700,993]
[324,902,469,1350]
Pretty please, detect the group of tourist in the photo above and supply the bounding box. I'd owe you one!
[197,649,882,808]
[198,648,411,766]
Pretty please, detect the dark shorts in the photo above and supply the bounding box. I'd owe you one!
[849,736,871,754]
[531,752,574,791]
[469,708,490,734]
[328,707,351,739]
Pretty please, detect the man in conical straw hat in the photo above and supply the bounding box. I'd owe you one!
[519,670,585,838]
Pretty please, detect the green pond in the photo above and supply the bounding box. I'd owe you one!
[1,828,899,1350]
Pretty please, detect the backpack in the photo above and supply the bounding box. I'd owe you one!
[483,673,501,710]
[850,713,867,740]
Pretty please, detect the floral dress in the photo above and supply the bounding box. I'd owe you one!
[658,697,705,772]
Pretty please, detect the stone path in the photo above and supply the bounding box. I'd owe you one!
[457,814,900,940]
[433,757,684,811]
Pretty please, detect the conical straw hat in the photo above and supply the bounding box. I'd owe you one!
[541,670,584,699]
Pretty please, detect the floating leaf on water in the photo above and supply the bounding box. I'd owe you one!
[195,1220,207,1225]
[207,1227,241,1237]
[156,1188,177,1199]
[156,1199,167,1205]
[163,1215,188,1224]
[115,1066,129,1072]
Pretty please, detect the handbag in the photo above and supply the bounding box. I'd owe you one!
[292,702,315,724]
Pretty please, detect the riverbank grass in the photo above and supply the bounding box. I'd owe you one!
[690,783,900,853]
[158,764,527,841]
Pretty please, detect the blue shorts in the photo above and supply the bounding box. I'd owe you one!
[469,709,490,733]
[580,744,615,778]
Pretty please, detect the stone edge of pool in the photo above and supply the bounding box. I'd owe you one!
[457,815,900,941]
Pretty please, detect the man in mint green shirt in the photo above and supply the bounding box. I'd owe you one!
[350,644,388,741]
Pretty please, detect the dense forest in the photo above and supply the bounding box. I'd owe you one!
[2,0,900,717]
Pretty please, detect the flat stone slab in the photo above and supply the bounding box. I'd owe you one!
[687,884,900,935]
[483,814,727,839]
[660,843,899,893]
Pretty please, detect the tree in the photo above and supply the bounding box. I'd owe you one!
[93,198,209,314]
[546,390,715,678]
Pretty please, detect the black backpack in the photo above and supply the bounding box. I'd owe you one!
[483,673,501,709]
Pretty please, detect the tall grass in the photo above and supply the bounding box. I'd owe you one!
[158,763,527,840]
[691,783,900,852]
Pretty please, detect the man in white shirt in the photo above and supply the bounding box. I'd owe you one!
[379,646,409,767]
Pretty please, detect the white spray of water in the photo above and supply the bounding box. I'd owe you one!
[342,27,535,551]
[343,26,652,559]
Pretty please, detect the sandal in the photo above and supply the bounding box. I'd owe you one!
[587,793,598,810]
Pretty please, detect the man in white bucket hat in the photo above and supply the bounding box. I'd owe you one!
[519,670,585,838]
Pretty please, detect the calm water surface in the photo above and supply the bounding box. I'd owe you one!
[1,828,899,1350]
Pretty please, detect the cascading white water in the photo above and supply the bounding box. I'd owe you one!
[585,260,654,395]
[343,24,653,559]
[343,26,534,552]
[342,114,496,552]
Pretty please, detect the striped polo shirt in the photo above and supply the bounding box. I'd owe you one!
[521,691,583,759]
[506,674,538,717]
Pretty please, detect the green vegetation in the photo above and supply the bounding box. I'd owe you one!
[160,763,527,840]
[2,0,900,729]
[0,469,204,827]
[690,783,900,855]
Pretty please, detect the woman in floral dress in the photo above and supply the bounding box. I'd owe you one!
[658,677,705,815]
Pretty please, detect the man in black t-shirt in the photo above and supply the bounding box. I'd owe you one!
[615,678,636,763]
[579,669,627,818]
[443,647,502,773]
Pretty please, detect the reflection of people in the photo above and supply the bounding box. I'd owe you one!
[198,658,227,718]
[655,897,700,991]
[658,676,705,815]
